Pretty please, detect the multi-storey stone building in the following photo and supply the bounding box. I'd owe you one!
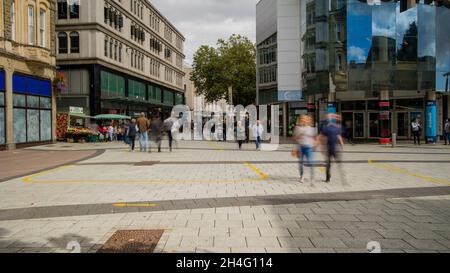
[55,0,185,118]
[1,0,57,150]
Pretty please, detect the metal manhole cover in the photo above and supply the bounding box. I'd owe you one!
[134,161,160,166]
[97,230,164,253]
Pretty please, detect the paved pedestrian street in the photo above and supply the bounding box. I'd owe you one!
[1,141,450,253]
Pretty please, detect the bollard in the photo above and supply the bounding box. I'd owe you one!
[392,133,397,148]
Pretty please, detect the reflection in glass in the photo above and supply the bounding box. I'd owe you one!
[0,108,4,144]
[436,7,450,92]
[27,110,40,142]
[418,4,436,91]
[40,110,51,141]
[13,108,26,143]
[396,5,418,90]
[347,0,372,91]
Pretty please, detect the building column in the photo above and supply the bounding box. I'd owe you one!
[426,91,437,144]
[379,90,391,145]
[307,95,316,126]
[4,68,15,150]
[282,102,288,137]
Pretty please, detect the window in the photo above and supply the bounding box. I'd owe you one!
[58,0,68,19]
[11,1,15,41]
[69,32,79,53]
[104,37,108,57]
[12,74,52,144]
[69,0,80,19]
[101,71,125,98]
[28,6,35,45]
[39,9,46,47]
[58,32,68,54]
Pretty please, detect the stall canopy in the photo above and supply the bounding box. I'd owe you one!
[70,113,95,119]
[94,114,131,120]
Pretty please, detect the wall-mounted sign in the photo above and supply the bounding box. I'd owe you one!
[69,107,83,114]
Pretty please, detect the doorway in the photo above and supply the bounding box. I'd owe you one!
[342,112,365,139]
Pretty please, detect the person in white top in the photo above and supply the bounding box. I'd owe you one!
[251,120,264,151]
[411,118,422,146]
[293,115,318,184]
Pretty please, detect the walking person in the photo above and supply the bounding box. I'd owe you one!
[136,112,150,152]
[236,121,246,150]
[163,115,177,152]
[444,119,450,145]
[293,115,317,184]
[126,119,137,152]
[150,115,163,153]
[411,118,422,146]
[251,120,264,151]
[319,114,347,184]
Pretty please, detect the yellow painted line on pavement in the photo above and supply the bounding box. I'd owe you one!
[368,160,450,186]
[113,203,158,208]
[22,165,75,183]
[22,162,268,184]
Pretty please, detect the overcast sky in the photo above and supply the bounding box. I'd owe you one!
[151,0,258,66]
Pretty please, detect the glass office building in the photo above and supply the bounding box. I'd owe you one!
[303,0,450,142]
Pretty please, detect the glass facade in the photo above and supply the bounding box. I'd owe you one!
[12,74,52,144]
[304,0,450,95]
[345,0,450,93]
[128,79,146,101]
[101,70,125,98]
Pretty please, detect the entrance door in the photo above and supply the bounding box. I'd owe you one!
[354,112,365,138]
[369,112,380,138]
[396,112,409,139]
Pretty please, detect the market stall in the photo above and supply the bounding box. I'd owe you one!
[57,107,98,143]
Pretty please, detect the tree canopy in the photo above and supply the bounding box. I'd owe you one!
[190,34,256,106]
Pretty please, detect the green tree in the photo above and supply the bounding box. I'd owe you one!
[191,34,256,106]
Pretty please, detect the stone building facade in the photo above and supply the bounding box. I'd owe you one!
[55,0,185,119]
[0,0,57,150]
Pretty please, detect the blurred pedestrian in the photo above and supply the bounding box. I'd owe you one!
[107,124,114,142]
[126,119,137,151]
[236,121,246,150]
[444,119,450,145]
[293,115,317,184]
[251,120,264,151]
[411,118,422,146]
[136,112,150,152]
[150,115,163,153]
[164,115,177,152]
[319,114,346,184]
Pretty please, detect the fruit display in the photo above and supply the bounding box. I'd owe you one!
[66,127,96,137]
[56,113,69,139]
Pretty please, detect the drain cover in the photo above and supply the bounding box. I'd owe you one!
[97,230,164,253]
[134,161,160,166]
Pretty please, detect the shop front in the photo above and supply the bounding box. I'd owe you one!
[339,98,425,141]
[12,74,53,147]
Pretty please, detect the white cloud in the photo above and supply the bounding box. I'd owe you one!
[348,46,367,63]
[151,0,258,66]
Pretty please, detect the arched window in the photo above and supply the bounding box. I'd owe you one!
[58,32,68,54]
[70,32,79,53]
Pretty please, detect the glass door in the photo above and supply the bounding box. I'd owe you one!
[369,112,380,138]
[396,112,409,139]
[354,112,365,138]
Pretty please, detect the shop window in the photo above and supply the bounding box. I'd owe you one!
[12,74,53,144]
